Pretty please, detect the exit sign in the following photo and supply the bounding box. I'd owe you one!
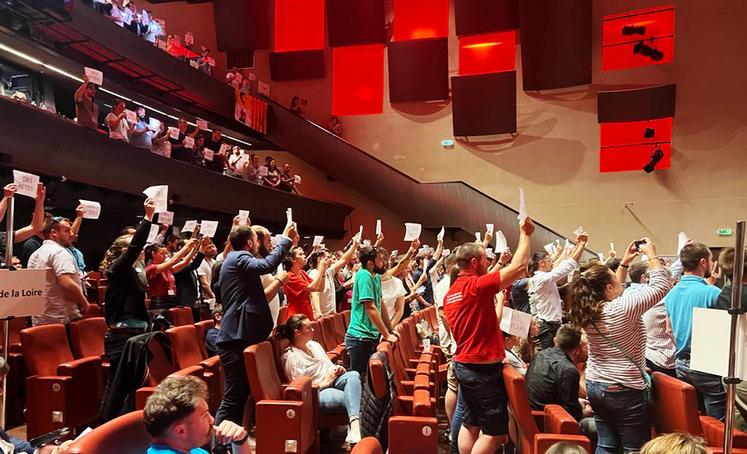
[717,228,733,236]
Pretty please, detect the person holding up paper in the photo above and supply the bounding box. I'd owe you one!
[249,225,290,327]
[0,182,46,261]
[169,118,200,163]
[105,99,135,143]
[281,245,333,321]
[663,242,727,421]
[74,73,100,130]
[308,234,361,317]
[567,239,669,453]
[215,220,297,425]
[443,218,534,454]
[410,235,445,309]
[151,121,172,158]
[144,233,200,310]
[262,159,282,188]
[527,229,589,351]
[130,107,154,150]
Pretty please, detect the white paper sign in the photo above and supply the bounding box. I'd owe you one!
[565,239,571,249]
[189,60,199,69]
[691,308,747,379]
[201,220,219,238]
[597,252,605,261]
[0,269,48,318]
[238,210,250,225]
[78,199,101,219]
[495,231,508,253]
[181,220,198,234]
[286,208,293,225]
[677,232,690,255]
[475,232,481,242]
[313,235,324,246]
[404,223,422,242]
[157,211,174,226]
[203,148,214,161]
[196,119,208,130]
[12,170,40,198]
[391,250,399,257]
[294,175,301,184]
[486,223,494,235]
[363,239,371,247]
[358,225,363,238]
[574,226,584,237]
[517,188,527,223]
[486,248,495,259]
[168,127,180,140]
[500,306,532,338]
[124,109,137,124]
[258,166,268,177]
[376,219,382,236]
[544,243,555,254]
[143,185,168,213]
[148,118,161,131]
[183,136,195,149]
[437,226,445,241]
[84,67,103,86]
[443,249,450,257]
[146,223,160,243]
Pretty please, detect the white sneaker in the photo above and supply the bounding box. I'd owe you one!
[345,426,362,445]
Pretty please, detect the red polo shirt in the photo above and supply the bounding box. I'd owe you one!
[443,270,505,364]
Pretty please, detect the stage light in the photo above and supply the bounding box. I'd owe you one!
[621,24,646,36]
[643,127,655,139]
[633,40,664,61]
[643,147,665,173]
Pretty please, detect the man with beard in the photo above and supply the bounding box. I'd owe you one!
[28,216,90,325]
[345,245,398,376]
[664,242,726,420]
[214,221,297,425]
[131,107,154,150]
[252,225,289,327]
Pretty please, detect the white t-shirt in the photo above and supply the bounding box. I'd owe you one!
[110,6,125,27]
[106,112,129,142]
[261,273,281,327]
[308,267,336,316]
[29,240,83,325]
[282,340,336,386]
[432,273,455,355]
[381,276,406,322]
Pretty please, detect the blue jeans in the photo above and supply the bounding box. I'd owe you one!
[586,379,650,453]
[451,387,466,454]
[344,335,378,377]
[675,357,726,421]
[319,371,362,422]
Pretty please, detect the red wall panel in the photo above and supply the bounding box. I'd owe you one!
[274,0,325,52]
[393,0,449,41]
[600,117,673,173]
[602,5,674,71]
[332,44,385,116]
[458,31,516,76]
[600,143,671,173]
[600,117,672,147]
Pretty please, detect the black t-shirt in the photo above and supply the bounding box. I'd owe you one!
[19,235,43,268]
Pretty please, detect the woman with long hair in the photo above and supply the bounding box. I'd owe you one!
[567,239,670,453]
[145,235,199,310]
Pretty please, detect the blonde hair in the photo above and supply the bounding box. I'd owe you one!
[640,433,708,454]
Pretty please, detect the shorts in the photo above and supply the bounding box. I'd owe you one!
[454,361,508,436]
[446,354,458,393]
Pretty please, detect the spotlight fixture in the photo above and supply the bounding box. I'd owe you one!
[621,24,647,36]
[643,147,665,173]
[643,128,655,139]
[633,41,664,61]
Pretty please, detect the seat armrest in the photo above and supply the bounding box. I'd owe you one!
[413,374,430,391]
[389,416,439,453]
[369,358,388,399]
[544,404,580,435]
[534,434,591,453]
[135,387,155,410]
[255,401,313,454]
[412,389,432,417]
[57,356,103,399]
[199,355,221,370]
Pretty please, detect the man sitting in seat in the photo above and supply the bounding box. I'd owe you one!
[144,375,250,454]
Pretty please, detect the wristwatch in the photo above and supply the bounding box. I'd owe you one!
[232,432,250,446]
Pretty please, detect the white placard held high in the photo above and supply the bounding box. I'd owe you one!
[610,242,615,252]
[486,223,494,235]
[475,232,481,242]
[183,136,195,149]
[486,248,495,259]
[124,109,137,125]
[517,188,527,223]
[148,118,161,131]
[238,210,250,225]
[168,127,180,140]
[0,269,48,318]
[196,119,208,130]
[544,243,555,254]
[404,223,422,242]
[181,220,198,233]
[142,185,168,213]
[157,211,174,226]
[12,170,40,198]
[677,231,690,255]
[203,148,214,162]
[201,220,219,238]
[146,224,160,243]
[286,208,293,225]
[574,226,584,237]
[495,231,508,253]
[376,219,382,236]
[500,306,532,338]
[84,67,103,86]
[437,226,445,241]
[313,235,324,246]
[78,199,101,219]
[294,175,301,184]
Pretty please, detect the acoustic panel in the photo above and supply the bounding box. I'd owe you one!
[327,0,386,47]
[269,50,325,81]
[274,0,325,52]
[519,0,592,91]
[332,44,385,116]
[452,71,516,136]
[458,31,515,76]
[213,0,271,51]
[598,84,676,123]
[388,38,449,103]
[454,0,518,36]
[227,50,255,69]
[393,0,449,41]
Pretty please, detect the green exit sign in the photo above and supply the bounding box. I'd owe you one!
[717,228,733,236]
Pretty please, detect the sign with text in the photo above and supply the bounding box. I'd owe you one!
[157,211,174,226]
[12,170,40,198]
[0,269,48,318]
[78,199,101,219]
[84,67,103,86]
[143,185,168,213]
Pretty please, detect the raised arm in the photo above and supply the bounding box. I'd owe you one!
[496,218,535,289]
[152,239,196,274]
[618,240,668,319]
[110,198,156,273]
[386,239,420,278]
[71,204,84,236]
[74,76,90,103]
[331,233,360,275]
[0,183,17,224]
[14,184,46,244]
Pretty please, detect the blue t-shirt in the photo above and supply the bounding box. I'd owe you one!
[147,444,209,454]
[663,275,722,358]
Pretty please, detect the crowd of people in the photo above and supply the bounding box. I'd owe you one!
[2,171,743,453]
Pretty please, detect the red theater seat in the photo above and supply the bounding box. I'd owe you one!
[68,317,107,359]
[67,410,150,454]
[351,437,383,454]
[194,319,214,359]
[165,325,223,412]
[168,307,194,326]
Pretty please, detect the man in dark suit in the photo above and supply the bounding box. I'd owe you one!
[215,221,297,425]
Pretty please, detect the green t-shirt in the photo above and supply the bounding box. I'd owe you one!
[347,269,383,339]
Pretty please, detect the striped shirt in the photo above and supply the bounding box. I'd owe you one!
[585,268,671,389]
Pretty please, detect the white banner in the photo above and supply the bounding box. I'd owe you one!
[12,170,39,198]
[78,199,101,219]
[0,269,48,318]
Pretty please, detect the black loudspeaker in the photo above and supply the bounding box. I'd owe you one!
[454,0,518,36]
[452,71,516,136]
[327,0,386,47]
[269,50,326,81]
[598,84,677,123]
[213,0,271,51]
[227,50,254,69]
[519,0,592,91]
[388,38,449,103]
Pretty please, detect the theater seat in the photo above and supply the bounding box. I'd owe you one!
[168,307,194,326]
[388,416,439,454]
[502,365,591,454]
[351,437,383,454]
[194,319,214,359]
[68,317,107,359]
[83,304,102,318]
[165,325,223,412]
[652,372,747,448]
[21,324,103,438]
[67,410,150,454]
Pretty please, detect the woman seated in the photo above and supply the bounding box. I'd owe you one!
[279,314,362,444]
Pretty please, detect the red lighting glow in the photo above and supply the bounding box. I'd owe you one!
[600,118,673,172]
[274,0,325,52]
[332,44,385,116]
[458,31,515,76]
[393,0,448,41]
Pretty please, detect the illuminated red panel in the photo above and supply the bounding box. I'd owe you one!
[600,142,671,173]
[274,0,324,52]
[332,45,385,116]
[602,5,674,71]
[600,117,672,147]
[393,0,448,41]
[458,31,516,76]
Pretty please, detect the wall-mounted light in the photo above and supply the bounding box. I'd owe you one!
[621,24,647,36]
[643,127,655,139]
[643,147,665,173]
[633,40,664,61]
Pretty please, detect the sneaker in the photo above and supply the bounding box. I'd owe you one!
[344,427,361,445]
